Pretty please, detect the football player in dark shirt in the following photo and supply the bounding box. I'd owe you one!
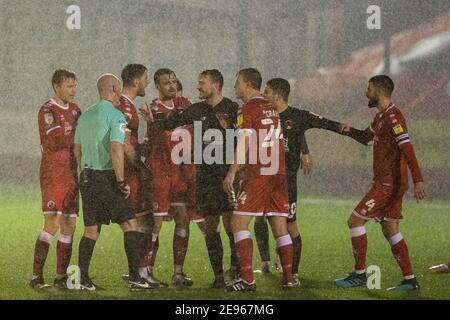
[254,78,344,286]
[140,69,239,288]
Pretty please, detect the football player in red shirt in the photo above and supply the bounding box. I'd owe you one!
[223,68,293,291]
[336,75,427,291]
[31,69,81,289]
[117,64,155,285]
[141,69,193,287]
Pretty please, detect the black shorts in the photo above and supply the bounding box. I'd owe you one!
[196,167,233,216]
[287,174,298,223]
[79,169,134,227]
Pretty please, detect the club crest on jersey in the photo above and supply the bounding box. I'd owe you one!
[72,110,78,117]
[378,122,383,130]
[309,111,322,119]
[393,124,404,135]
[47,201,56,210]
[284,120,293,130]
[44,113,54,125]
[60,115,65,120]
[152,202,159,211]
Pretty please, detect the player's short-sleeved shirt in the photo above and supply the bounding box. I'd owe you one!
[370,103,411,190]
[75,99,127,170]
[237,96,286,176]
[38,99,81,174]
[144,97,191,175]
[118,95,139,146]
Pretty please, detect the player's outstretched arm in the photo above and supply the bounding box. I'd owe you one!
[341,125,374,145]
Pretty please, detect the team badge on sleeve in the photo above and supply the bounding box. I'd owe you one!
[237,114,244,127]
[44,112,54,125]
[119,122,127,134]
[393,124,404,135]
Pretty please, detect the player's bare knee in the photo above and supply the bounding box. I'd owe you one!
[120,218,138,232]
[287,222,300,238]
[83,226,100,240]
[43,215,60,235]
[347,215,364,229]
[381,221,398,238]
[60,217,76,235]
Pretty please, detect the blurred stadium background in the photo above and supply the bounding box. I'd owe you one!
[0,0,449,200]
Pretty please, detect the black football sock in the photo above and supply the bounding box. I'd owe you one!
[78,236,96,282]
[124,231,143,281]
[292,234,302,274]
[226,231,238,270]
[254,219,270,262]
[205,232,224,279]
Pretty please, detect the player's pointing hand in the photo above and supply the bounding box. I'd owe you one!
[139,101,154,123]
[223,172,235,195]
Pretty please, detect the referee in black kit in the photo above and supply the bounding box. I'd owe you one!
[140,69,239,288]
[74,74,149,291]
[254,78,345,286]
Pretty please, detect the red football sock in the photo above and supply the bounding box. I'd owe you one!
[173,228,189,271]
[276,235,293,284]
[33,231,53,277]
[389,233,414,279]
[350,227,367,273]
[234,231,253,283]
[56,234,73,276]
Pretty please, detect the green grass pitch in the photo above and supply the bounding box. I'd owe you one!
[0,185,448,300]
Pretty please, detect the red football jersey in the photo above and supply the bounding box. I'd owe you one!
[370,103,422,190]
[118,95,139,146]
[144,97,192,174]
[38,99,81,174]
[238,96,286,176]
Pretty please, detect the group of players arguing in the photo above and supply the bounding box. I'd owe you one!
[32,63,443,293]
